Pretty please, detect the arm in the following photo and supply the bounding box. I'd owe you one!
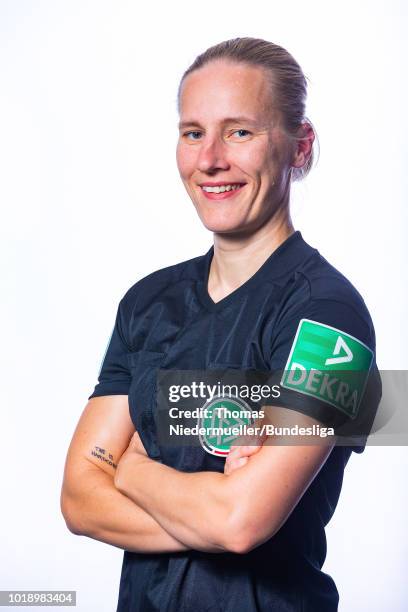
[114,407,336,554]
[60,395,190,554]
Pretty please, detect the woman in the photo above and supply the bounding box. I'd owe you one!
[61,37,380,611]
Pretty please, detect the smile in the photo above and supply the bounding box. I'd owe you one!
[202,184,243,193]
[199,183,246,200]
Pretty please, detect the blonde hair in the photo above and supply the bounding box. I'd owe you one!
[177,37,319,181]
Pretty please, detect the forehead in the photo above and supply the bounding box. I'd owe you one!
[179,60,275,123]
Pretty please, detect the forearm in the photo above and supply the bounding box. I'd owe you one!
[61,465,190,554]
[115,455,238,552]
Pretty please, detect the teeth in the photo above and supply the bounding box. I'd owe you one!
[201,184,243,193]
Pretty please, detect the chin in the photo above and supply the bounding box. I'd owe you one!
[204,224,241,234]
[199,217,249,235]
[194,208,240,233]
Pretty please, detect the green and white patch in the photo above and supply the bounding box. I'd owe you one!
[198,395,254,457]
[281,319,373,419]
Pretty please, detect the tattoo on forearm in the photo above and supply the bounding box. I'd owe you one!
[91,446,117,469]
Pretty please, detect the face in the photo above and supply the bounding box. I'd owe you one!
[176,60,295,235]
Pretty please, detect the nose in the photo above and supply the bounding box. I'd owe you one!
[196,134,230,173]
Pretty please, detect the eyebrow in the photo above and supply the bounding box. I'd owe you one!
[178,116,260,130]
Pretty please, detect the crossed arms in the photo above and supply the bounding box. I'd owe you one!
[60,395,335,554]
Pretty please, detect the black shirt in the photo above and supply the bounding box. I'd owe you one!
[88,231,381,611]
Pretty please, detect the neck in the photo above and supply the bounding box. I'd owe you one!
[208,209,295,303]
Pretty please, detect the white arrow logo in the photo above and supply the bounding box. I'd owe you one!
[325,336,353,366]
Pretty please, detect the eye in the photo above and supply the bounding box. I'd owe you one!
[231,129,252,139]
[183,131,202,141]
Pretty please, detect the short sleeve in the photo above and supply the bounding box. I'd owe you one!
[268,297,382,452]
[88,299,132,399]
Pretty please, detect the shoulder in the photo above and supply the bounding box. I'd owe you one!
[304,250,368,309]
[305,252,372,328]
[117,250,208,315]
[274,241,376,350]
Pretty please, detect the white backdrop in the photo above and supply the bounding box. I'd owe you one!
[1,1,407,610]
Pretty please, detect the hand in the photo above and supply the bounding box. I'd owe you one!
[114,431,150,493]
[127,430,148,456]
[224,432,266,476]
[117,431,148,469]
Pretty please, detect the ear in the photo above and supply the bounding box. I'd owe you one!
[291,122,315,169]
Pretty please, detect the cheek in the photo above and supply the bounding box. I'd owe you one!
[235,143,279,177]
[230,149,262,178]
[176,143,195,178]
[259,145,288,181]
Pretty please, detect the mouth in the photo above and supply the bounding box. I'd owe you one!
[198,182,246,201]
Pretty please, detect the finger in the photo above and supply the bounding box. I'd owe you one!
[228,444,261,460]
[225,447,246,465]
[224,456,248,475]
[236,456,248,467]
[227,446,242,460]
[229,457,248,472]
[225,451,253,476]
